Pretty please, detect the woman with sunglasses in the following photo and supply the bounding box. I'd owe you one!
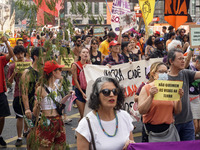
[76,76,134,150]
[90,38,103,65]
[33,60,73,150]
[138,62,183,142]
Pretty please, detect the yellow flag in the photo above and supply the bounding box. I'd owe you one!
[139,0,155,26]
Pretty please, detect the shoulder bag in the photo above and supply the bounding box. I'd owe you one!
[144,123,180,142]
[86,117,96,150]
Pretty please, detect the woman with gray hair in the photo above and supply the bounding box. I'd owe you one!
[76,76,134,150]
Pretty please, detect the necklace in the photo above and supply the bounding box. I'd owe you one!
[96,111,118,137]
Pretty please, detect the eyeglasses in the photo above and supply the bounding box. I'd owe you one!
[92,43,98,45]
[100,88,118,96]
[77,40,81,42]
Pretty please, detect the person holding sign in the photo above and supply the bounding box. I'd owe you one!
[76,77,135,150]
[7,45,30,147]
[138,62,183,142]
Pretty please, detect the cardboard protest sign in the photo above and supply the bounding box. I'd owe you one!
[111,0,131,35]
[60,57,74,70]
[93,27,104,37]
[119,12,137,30]
[84,58,163,121]
[154,80,183,101]
[189,25,200,48]
[15,62,32,71]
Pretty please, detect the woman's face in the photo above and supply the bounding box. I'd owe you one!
[53,68,63,79]
[151,36,155,43]
[91,40,98,50]
[127,44,132,52]
[153,65,168,80]
[99,82,118,109]
[80,48,89,60]
[130,40,136,47]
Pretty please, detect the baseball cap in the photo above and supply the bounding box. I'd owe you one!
[44,60,65,74]
[154,37,164,45]
[155,31,160,36]
[109,40,121,47]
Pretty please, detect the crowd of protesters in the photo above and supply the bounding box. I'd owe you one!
[0,24,200,149]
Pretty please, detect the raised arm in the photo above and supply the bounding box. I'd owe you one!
[1,36,15,61]
[184,47,194,69]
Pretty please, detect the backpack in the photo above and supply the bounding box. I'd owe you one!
[74,62,87,90]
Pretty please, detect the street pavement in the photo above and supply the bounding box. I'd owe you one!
[1,86,143,150]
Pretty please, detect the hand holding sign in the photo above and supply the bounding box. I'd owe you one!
[149,86,158,98]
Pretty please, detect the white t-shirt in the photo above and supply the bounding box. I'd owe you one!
[76,110,134,150]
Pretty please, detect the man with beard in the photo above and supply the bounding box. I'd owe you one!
[72,36,83,62]
[99,31,116,58]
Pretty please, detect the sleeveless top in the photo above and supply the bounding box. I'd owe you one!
[27,66,39,111]
[91,51,102,65]
[72,61,83,86]
[143,84,174,125]
[40,84,62,110]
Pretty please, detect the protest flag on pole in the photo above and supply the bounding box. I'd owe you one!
[139,0,155,35]
[164,0,190,30]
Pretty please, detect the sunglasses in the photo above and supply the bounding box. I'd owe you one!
[100,88,118,96]
[77,40,81,42]
[55,68,62,71]
[92,43,98,45]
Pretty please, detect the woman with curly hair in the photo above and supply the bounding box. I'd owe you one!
[145,36,156,59]
[76,76,134,150]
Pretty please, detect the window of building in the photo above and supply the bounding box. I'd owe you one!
[73,20,82,24]
[88,3,92,14]
[103,3,107,15]
[94,2,99,14]
[64,1,68,14]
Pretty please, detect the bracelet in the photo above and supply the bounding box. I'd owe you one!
[25,108,30,111]
[190,48,194,51]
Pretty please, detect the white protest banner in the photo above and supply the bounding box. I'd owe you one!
[119,12,137,31]
[111,0,131,35]
[189,25,200,48]
[84,58,163,121]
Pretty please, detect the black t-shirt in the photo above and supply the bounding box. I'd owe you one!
[91,51,102,65]
[121,52,134,63]
[132,50,141,61]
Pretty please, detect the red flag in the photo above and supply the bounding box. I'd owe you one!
[164,0,190,30]
[33,0,62,17]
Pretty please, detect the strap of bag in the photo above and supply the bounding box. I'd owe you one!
[143,124,150,136]
[86,117,96,150]
[74,62,83,71]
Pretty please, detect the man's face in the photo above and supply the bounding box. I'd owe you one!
[156,41,164,50]
[180,30,185,37]
[123,37,129,42]
[162,28,166,33]
[17,41,24,46]
[171,52,185,70]
[108,36,115,43]
[76,38,82,47]
[85,37,91,43]
[15,52,24,61]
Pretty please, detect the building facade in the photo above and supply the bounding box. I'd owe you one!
[63,1,108,25]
